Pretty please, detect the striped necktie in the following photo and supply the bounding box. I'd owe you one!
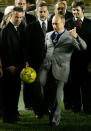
[77,18,82,29]
[42,21,46,35]
[53,33,59,45]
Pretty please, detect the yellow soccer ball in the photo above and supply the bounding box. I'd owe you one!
[20,67,37,84]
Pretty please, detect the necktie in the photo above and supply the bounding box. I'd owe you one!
[16,26,20,39]
[53,33,59,45]
[77,18,82,29]
[42,21,46,35]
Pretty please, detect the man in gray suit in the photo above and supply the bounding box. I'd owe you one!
[39,14,87,126]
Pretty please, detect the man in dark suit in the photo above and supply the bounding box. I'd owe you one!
[0,7,24,123]
[24,2,53,115]
[65,1,91,113]
[39,14,86,126]
[15,0,36,110]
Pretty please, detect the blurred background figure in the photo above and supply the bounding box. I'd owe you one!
[0,6,14,29]
[49,0,73,22]
[15,0,26,11]
[25,0,36,24]
[26,0,36,12]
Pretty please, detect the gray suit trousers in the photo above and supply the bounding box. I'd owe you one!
[39,68,64,124]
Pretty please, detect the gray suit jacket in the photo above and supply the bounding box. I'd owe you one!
[43,30,87,82]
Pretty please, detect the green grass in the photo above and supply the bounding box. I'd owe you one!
[0,107,91,131]
[0,89,91,131]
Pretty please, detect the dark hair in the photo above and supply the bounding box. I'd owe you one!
[13,6,23,12]
[71,0,85,10]
[26,0,35,4]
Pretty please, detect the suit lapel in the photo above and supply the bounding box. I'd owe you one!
[8,22,20,40]
[37,20,45,37]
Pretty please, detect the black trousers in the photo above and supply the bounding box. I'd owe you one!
[23,83,33,109]
[2,69,21,120]
[81,72,91,113]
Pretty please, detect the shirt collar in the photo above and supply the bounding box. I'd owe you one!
[80,17,84,22]
[74,17,78,21]
[55,28,65,35]
[38,18,47,29]
[74,16,84,22]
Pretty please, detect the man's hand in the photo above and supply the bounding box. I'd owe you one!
[68,27,78,38]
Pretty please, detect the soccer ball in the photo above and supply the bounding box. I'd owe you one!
[20,67,37,84]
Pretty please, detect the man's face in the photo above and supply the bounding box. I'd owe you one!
[72,8,77,18]
[55,3,66,15]
[37,6,49,21]
[11,11,23,26]
[72,6,84,19]
[52,16,65,33]
[15,0,26,11]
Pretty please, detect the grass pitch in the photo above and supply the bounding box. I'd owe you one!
[0,108,91,131]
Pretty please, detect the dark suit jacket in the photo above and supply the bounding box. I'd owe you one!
[0,22,24,69]
[25,20,53,71]
[25,12,36,25]
[66,17,91,79]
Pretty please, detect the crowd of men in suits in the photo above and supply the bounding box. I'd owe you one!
[0,0,91,127]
